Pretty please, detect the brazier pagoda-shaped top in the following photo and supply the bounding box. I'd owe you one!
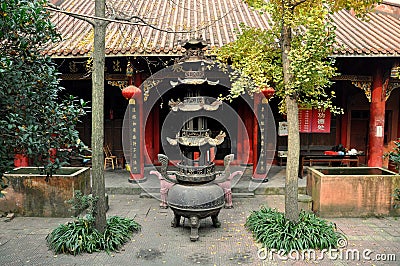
[156,39,235,242]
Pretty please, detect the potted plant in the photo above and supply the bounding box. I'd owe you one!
[384,139,400,173]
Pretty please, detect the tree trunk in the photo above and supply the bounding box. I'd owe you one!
[92,0,107,232]
[285,96,299,222]
[282,22,299,222]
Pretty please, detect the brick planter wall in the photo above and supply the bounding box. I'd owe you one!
[1,167,91,217]
[306,167,400,217]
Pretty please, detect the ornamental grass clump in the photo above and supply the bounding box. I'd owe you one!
[245,207,345,253]
[46,215,141,255]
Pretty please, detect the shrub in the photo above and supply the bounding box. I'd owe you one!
[46,215,141,255]
[384,139,400,170]
[245,207,345,253]
[393,188,400,209]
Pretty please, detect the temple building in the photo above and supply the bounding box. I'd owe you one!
[45,0,400,179]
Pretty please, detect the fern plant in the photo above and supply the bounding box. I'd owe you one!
[245,207,345,253]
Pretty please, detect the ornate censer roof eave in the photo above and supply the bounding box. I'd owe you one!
[168,99,222,112]
[167,131,226,147]
[170,78,220,87]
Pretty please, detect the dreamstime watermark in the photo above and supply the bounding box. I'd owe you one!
[257,237,397,262]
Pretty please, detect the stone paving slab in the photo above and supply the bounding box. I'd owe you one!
[0,194,399,265]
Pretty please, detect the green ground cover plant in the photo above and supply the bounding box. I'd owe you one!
[46,190,141,255]
[245,206,345,253]
[46,215,141,255]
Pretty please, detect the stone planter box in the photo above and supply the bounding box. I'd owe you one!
[1,167,91,217]
[306,167,400,217]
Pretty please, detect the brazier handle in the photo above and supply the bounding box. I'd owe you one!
[157,154,178,184]
[213,154,234,183]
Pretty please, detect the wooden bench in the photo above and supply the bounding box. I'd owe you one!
[300,155,359,177]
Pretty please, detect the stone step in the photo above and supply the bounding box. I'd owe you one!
[139,191,255,199]
[106,185,306,196]
[232,192,255,198]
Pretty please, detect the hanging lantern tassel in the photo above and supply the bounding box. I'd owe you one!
[122,85,141,100]
[260,85,275,99]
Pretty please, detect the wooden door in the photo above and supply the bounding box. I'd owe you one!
[350,111,369,165]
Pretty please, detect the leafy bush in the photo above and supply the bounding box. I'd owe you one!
[0,0,88,178]
[67,190,98,217]
[245,207,345,253]
[46,215,141,255]
[384,138,400,170]
[393,188,400,209]
[0,178,7,198]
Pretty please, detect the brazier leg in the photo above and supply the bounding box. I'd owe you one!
[224,190,233,208]
[189,216,200,241]
[160,188,169,209]
[171,214,181,227]
[211,214,221,228]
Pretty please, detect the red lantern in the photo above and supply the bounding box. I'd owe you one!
[122,85,141,99]
[260,86,275,99]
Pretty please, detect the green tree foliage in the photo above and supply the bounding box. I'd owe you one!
[216,0,380,221]
[0,0,87,181]
[218,0,379,110]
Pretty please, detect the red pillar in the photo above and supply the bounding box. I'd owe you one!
[237,105,244,162]
[367,68,385,167]
[340,92,348,147]
[145,109,153,164]
[240,105,253,165]
[252,94,263,179]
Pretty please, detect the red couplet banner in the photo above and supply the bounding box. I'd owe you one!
[311,109,331,133]
[298,108,331,133]
[298,108,312,133]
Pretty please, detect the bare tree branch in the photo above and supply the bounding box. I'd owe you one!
[292,0,308,8]
[46,2,238,35]
[47,3,95,26]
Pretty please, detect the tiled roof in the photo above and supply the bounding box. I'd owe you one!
[332,9,400,56]
[45,0,400,58]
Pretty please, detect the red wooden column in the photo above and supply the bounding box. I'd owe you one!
[238,103,253,166]
[339,92,348,147]
[367,67,385,167]
[237,105,244,163]
[144,105,160,164]
[145,109,154,165]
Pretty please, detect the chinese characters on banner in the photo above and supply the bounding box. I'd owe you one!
[130,99,141,174]
[298,108,313,133]
[297,108,331,133]
[311,108,331,133]
[256,101,268,175]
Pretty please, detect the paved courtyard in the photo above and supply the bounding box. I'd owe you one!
[0,167,399,265]
[0,194,399,265]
